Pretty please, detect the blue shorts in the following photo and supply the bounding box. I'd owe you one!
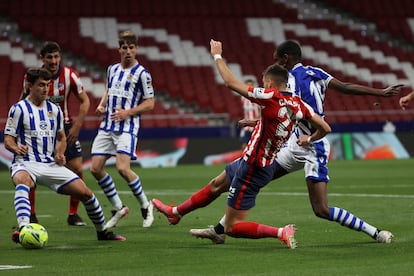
[225,158,275,210]
[239,130,252,145]
[64,124,82,161]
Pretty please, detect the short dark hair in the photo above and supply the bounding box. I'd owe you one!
[118,30,138,47]
[275,40,302,61]
[26,68,52,84]
[40,41,61,57]
[263,63,289,84]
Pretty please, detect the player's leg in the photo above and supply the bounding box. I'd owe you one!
[152,169,229,225]
[190,163,292,243]
[305,139,393,243]
[116,152,153,228]
[224,163,297,249]
[116,133,153,228]
[66,155,86,226]
[59,177,125,241]
[29,188,38,223]
[10,164,36,243]
[91,154,128,228]
[306,179,393,242]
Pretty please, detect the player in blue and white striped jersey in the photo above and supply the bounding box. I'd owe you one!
[269,40,399,243]
[90,30,155,229]
[5,68,125,243]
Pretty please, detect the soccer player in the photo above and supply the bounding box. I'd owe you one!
[155,40,398,245]
[90,30,154,228]
[6,68,125,243]
[154,39,332,248]
[22,41,90,226]
[239,79,261,151]
[399,90,414,109]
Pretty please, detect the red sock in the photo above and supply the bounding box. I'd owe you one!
[177,184,220,215]
[69,196,80,215]
[231,221,280,239]
[29,189,36,214]
[69,173,82,214]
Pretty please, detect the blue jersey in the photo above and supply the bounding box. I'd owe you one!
[288,63,332,136]
[4,99,64,163]
[99,62,154,135]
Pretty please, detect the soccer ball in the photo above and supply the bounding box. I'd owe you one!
[19,223,48,249]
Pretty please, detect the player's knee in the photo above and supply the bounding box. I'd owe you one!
[210,179,229,194]
[77,189,94,202]
[13,173,34,188]
[89,165,100,177]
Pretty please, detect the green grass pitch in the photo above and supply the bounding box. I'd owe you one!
[0,159,413,275]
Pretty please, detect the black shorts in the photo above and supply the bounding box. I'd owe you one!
[64,124,82,161]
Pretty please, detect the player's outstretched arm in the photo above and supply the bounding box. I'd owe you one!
[329,78,403,97]
[210,39,250,97]
[399,90,414,110]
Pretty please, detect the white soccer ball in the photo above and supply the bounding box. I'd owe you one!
[19,223,48,249]
[376,230,393,243]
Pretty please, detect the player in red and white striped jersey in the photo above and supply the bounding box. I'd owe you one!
[22,42,90,226]
[152,40,331,247]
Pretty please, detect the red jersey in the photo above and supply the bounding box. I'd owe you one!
[243,87,315,167]
[23,65,85,124]
[241,95,261,132]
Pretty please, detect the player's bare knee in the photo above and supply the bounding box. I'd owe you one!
[210,178,228,194]
[116,166,130,178]
[89,166,100,177]
[13,173,34,188]
[77,189,94,202]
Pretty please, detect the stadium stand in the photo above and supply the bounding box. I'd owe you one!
[0,0,413,132]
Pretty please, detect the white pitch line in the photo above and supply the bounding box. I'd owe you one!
[0,265,32,270]
[1,190,413,198]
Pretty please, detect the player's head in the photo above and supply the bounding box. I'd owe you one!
[40,41,61,75]
[244,79,256,87]
[118,30,138,47]
[26,68,52,84]
[273,40,302,70]
[26,68,52,101]
[262,63,288,90]
[118,30,138,65]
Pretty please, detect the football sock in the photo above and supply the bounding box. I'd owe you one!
[69,173,83,214]
[329,206,377,237]
[231,221,280,239]
[176,184,220,216]
[214,215,226,234]
[29,188,36,215]
[83,194,105,231]
[98,174,123,210]
[128,176,149,209]
[68,196,80,214]
[14,184,31,228]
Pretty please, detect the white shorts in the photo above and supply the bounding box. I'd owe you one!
[275,134,331,183]
[91,130,138,160]
[10,161,79,193]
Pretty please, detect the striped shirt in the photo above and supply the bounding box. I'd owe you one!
[288,63,332,137]
[23,65,85,124]
[4,99,64,163]
[243,87,315,167]
[241,95,261,132]
[99,62,154,135]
